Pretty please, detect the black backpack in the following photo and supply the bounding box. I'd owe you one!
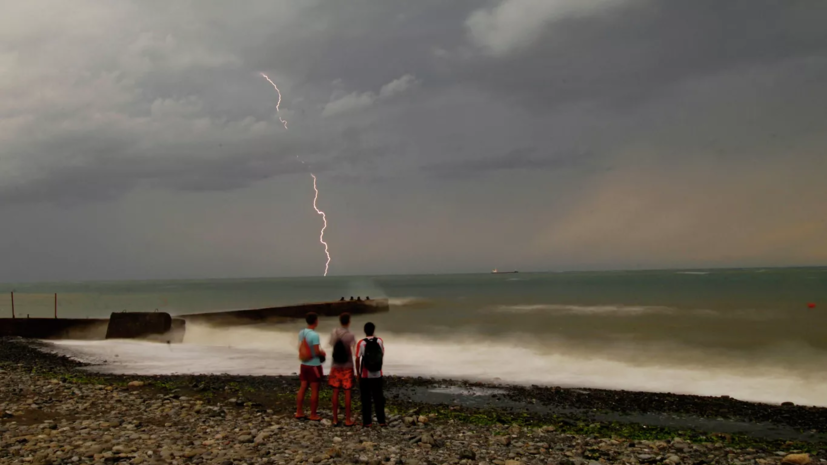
[362,337,383,372]
[332,337,349,364]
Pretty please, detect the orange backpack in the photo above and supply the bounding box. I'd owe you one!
[298,332,313,362]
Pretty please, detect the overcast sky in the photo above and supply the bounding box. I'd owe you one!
[2,0,827,281]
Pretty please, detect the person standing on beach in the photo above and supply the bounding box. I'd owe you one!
[328,313,357,427]
[355,322,386,427]
[296,312,325,421]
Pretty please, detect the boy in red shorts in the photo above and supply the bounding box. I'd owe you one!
[296,312,325,421]
[328,313,357,426]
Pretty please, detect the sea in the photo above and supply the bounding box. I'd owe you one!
[2,268,827,407]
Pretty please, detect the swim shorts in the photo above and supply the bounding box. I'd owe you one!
[328,367,354,390]
[299,364,325,383]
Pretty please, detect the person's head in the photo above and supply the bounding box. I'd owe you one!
[364,322,376,337]
[305,312,319,329]
[339,313,351,328]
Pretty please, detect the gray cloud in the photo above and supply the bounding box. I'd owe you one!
[1,0,826,280]
[322,74,419,117]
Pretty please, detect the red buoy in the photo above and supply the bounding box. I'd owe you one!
[807,303,816,309]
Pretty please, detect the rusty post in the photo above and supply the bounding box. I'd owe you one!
[55,293,58,319]
[11,291,15,319]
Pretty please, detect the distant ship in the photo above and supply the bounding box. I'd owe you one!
[491,269,519,274]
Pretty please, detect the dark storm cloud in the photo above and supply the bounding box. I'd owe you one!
[2,0,827,280]
[459,0,827,110]
[5,0,827,205]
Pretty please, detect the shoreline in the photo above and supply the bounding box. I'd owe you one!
[2,337,825,464]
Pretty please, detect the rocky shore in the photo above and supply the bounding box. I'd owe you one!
[1,338,825,465]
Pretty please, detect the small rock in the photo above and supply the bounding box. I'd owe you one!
[238,434,253,443]
[505,461,521,465]
[509,425,521,435]
[782,454,811,465]
[321,419,332,427]
[492,436,511,446]
[333,437,343,443]
[127,381,144,388]
[459,450,477,460]
[418,415,428,424]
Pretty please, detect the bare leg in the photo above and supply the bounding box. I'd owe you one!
[310,382,320,418]
[344,389,353,423]
[296,381,309,417]
[332,388,340,424]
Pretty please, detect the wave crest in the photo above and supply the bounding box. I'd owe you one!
[389,297,434,308]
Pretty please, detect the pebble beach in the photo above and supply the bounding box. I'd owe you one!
[1,338,825,465]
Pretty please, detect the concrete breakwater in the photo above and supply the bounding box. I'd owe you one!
[0,299,389,341]
[178,298,390,326]
[0,318,109,340]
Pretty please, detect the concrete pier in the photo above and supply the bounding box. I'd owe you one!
[179,298,390,326]
[0,318,109,340]
[0,299,389,341]
[105,312,186,343]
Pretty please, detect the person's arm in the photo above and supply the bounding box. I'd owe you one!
[312,333,325,357]
[354,340,362,374]
[313,344,325,357]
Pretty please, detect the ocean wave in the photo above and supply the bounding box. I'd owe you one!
[46,328,827,407]
[388,297,434,308]
[676,271,711,275]
[493,304,675,316]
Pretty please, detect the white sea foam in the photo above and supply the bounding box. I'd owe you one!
[44,324,827,407]
[388,297,434,307]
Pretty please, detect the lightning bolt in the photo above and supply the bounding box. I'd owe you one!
[260,72,332,276]
[260,72,288,130]
[311,173,331,276]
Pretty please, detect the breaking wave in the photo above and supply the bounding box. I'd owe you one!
[388,297,434,308]
[44,326,827,407]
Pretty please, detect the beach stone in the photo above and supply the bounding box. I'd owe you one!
[418,415,428,424]
[237,434,253,443]
[184,449,204,458]
[460,450,477,460]
[492,436,511,446]
[127,381,144,387]
[782,454,811,465]
[505,461,521,465]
